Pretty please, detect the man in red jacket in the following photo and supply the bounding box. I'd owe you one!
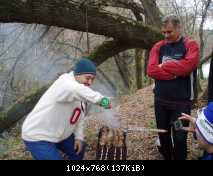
[147,15,199,160]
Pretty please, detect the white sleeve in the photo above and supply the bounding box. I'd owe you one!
[56,83,103,104]
[74,84,104,104]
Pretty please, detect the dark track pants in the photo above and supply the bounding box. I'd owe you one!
[154,98,191,160]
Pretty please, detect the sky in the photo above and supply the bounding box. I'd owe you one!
[204,18,213,30]
[203,63,210,78]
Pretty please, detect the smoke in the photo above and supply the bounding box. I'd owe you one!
[96,108,121,129]
[86,99,121,129]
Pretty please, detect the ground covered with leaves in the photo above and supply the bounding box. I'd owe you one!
[0,85,206,160]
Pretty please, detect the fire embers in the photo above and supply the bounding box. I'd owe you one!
[96,126,127,160]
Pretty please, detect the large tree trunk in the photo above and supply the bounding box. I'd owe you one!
[139,0,162,27]
[0,0,162,51]
[134,0,162,89]
[114,54,131,89]
[135,49,143,89]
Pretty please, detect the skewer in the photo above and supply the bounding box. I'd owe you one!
[100,146,104,160]
[127,125,168,133]
[113,147,117,160]
[120,148,122,160]
[105,147,109,160]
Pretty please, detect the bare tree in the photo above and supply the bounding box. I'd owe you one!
[197,0,212,94]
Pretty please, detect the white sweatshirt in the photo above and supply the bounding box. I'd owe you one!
[22,72,103,142]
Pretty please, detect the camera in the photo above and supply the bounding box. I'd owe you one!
[173,119,183,130]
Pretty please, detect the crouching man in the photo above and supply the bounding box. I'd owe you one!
[22,57,111,160]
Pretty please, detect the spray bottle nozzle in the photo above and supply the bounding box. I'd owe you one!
[100,97,110,109]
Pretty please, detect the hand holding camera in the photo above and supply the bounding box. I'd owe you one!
[173,119,183,130]
[178,113,196,132]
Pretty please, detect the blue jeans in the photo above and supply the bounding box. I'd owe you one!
[24,134,86,160]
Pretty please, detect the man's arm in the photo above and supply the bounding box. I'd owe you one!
[161,39,199,76]
[74,84,104,104]
[74,117,84,141]
[73,118,84,154]
[56,82,104,104]
[147,42,176,80]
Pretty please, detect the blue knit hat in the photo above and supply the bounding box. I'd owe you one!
[196,102,213,144]
[74,57,96,76]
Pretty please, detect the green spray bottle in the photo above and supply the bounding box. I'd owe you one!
[100,97,110,109]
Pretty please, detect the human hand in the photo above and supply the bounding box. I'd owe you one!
[74,139,82,154]
[178,113,196,132]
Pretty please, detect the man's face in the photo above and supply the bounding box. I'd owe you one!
[75,74,96,86]
[161,22,181,42]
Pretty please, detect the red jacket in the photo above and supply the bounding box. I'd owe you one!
[147,37,200,80]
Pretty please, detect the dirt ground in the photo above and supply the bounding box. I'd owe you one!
[0,85,205,160]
